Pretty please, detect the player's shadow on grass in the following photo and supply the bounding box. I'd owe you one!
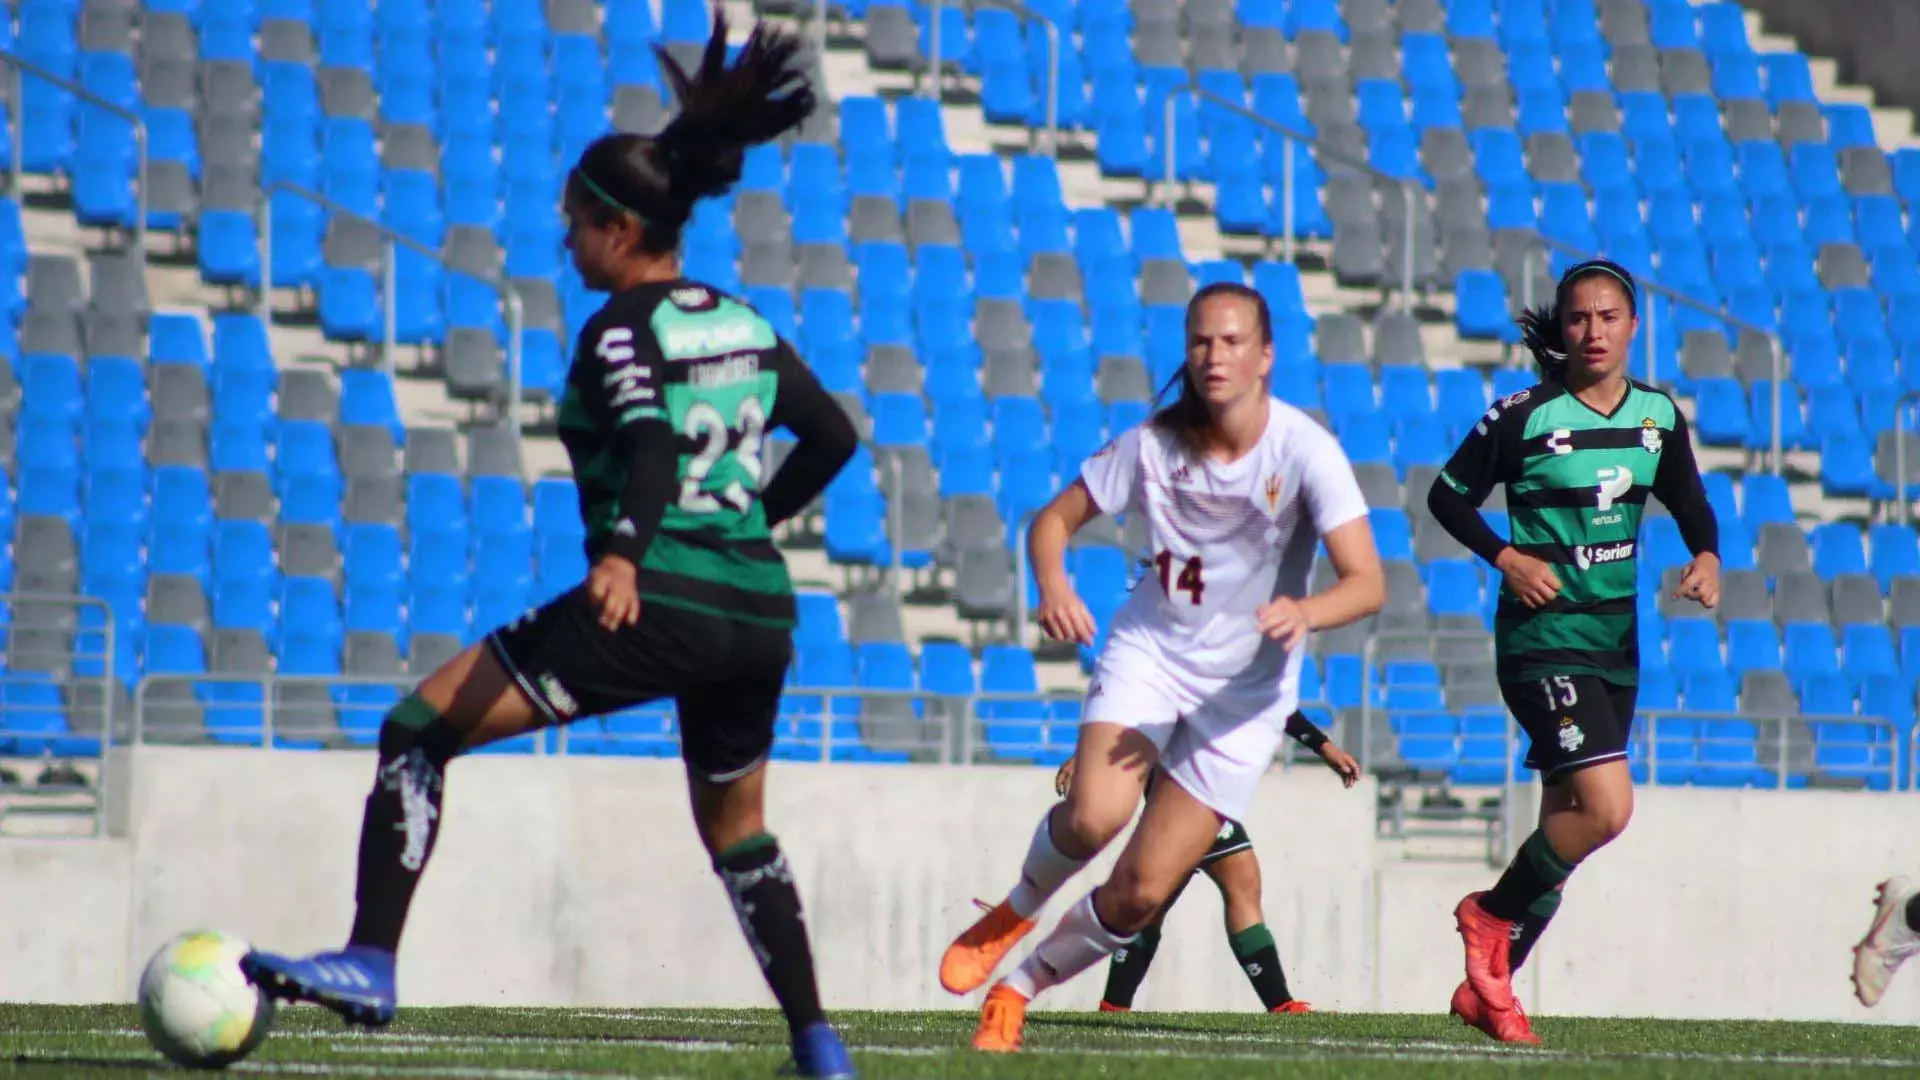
[1032,1012,1459,1044]
[11,1053,169,1073]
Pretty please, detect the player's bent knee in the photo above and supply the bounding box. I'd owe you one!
[375,694,464,766]
[1100,865,1184,931]
[1057,799,1130,855]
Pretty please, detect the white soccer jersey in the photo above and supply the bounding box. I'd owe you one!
[1080,400,1370,683]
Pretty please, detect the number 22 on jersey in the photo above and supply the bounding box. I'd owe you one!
[1152,550,1205,605]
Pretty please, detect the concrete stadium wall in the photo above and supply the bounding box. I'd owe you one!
[6,746,1920,1026]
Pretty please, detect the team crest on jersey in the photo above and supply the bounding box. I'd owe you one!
[1501,389,1531,410]
[668,286,717,311]
[1640,418,1663,455]
[1264,475,1283,512]
[1558,716,1585,753]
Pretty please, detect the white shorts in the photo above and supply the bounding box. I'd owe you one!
[1079,634,1292,822]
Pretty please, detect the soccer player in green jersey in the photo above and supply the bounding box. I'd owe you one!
[1425,260,1720,1045]
[241,16,860,1077]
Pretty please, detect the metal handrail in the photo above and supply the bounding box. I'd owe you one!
[1638,709,1903,793]
[1517,238,1788,475]
[257,181,528,439]
[963,0,1060,155]
[0,593,115,838]
[2,49,148,256]
[133,673,445,752]
[1166,82,1417,310]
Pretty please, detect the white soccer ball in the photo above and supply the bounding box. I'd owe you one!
[138,930,276,1070]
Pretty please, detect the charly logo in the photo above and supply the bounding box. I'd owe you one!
[1640,417,1663,455]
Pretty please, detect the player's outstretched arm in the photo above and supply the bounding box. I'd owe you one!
[1028,479,1104,645]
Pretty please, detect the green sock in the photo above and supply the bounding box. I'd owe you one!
[1479,830,1577,923]
[1101,923,1162,1008]
[1228,923,1293,1010]
[1509,885,1566,971]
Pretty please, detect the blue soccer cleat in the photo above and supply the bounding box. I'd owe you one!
[240,945,399,1028]
[785,1021,855,1078]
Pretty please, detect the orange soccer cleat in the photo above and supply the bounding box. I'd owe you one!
[1454,892,1519,1012]
[1451,978,1541,1046]
[1270,999,1313,1014]
[1097,1000,1131,1013]
[940,900,1037,995]
[972,984,1030,1052]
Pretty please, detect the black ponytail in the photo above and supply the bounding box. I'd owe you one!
[1519,258,1638,380]
[568,9,816,252]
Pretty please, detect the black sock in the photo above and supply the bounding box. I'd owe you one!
[1507,885,1566,972]
[1229,923,1293,1009]
[1101,922,1162,1008]
[715,834,825,1038]
[1478,830,1577,923]
[1906,893,1920,935]
[347,696,463,953]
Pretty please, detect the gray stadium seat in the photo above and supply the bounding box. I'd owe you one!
[444,226,501,277]
[148,422,208,467]
[201,60,260,123]
[1441,226,1495,279]
[409,633,462,676]
[1412,520,1466,563]
[141,56,198,109]
[1772,570,1829,624]
[1139,260,1193,307]
[1453,40,1508,90]
[613,84,669,135]
[1658,48,1712,96]
[323,216,384,270]
[1396,0,1445,32]
[1722,98,1774,144]
[1841,147,1896,196]
[277,369,338,425]
[1348,31,1400,83]
[1419,127,1474,186]
[1132,23,1185,69]
[444,328,503,403]
[546,0,600,36]
[280,524,341,582]
[954,548,1016,624]
[141,681,207,742]
[140,11,197,64]
[1241,27,1290,77]
[89,252,149,321]
[848,195,903,245]
[864,6,922,71]
[152,365,210,426]
[1758,524,1813,577]
[1832,574,1885,627]
[1713,569,1773,624]
[1680,331,1736,381]
[984,349,1039,399]
[939,495,1004,567]
[1096,356,1153,404]
[1568,91,1621,134]
[146,574,210,634]
[1029,253,1083,304]
[403,427,460,474]
[1889,576,1920,628]
[1186,30,1237,73]
[1402,465,1442,509]
[864,345,921,396]
[1371,310,1426,366]
[258,18,314,64]
[339,425,399,478]
[1352,462,1401,509]
[1819,244,1872,290]
[27,255,83,314]
[1293,31,1346,91]
[86,311,145,360]
[976,299,1032,351]
[511,277,562,335]
[320,66,376,119]
[831,391,871,440]
[1742,670,1798,719]
[209,628,270,682]
[214,470,274,521]
[381,124,439,174]
[1525,132,1581,184]
[1776,101,1827,148]
[798,245,853,292]
[1315,313,1366,364]
[1462,86,1515,131]
[466,425,523,477]
[734,191,791,247]
[1609,45,1661,94]
[146,161,199,225]
[1331,221,1387,287]
[1343,0,1393,33]
[1659,565,1714,619]
[345,631,403,678]
[1070,514,1124,551]
[740,244,796,289]
[905,200,961,247]
[1734,331,1778,385]
[344,474,403,526]
[848,591,907,643]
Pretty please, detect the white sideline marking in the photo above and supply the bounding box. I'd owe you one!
[21,1024,1920,1071]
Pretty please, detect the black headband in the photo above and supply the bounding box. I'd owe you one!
[1557,259,1638,311]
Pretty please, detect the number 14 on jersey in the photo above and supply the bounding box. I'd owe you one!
[1152,550,1205,605]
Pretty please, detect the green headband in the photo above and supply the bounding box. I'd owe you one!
[577,170,638,219]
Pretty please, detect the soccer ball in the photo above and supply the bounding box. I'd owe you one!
[138,930,276,1070]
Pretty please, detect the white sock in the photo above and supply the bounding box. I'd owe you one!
[1005,805,1089,919]
[1003,890,1136,1000]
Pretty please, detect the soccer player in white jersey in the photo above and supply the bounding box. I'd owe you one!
[939,283,1386,1052]
[1854,876,1920,1007]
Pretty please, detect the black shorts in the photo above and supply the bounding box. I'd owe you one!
[1198,816,1253,868]
[485,586,793,782]
[1145,769,1253,867]
[1501,675,1638,784]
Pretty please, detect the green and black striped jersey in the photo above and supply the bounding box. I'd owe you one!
[558,280,839,628]
[1436,379,1711,686]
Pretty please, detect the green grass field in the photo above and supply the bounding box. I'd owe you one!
[4,1004,1916,1079]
